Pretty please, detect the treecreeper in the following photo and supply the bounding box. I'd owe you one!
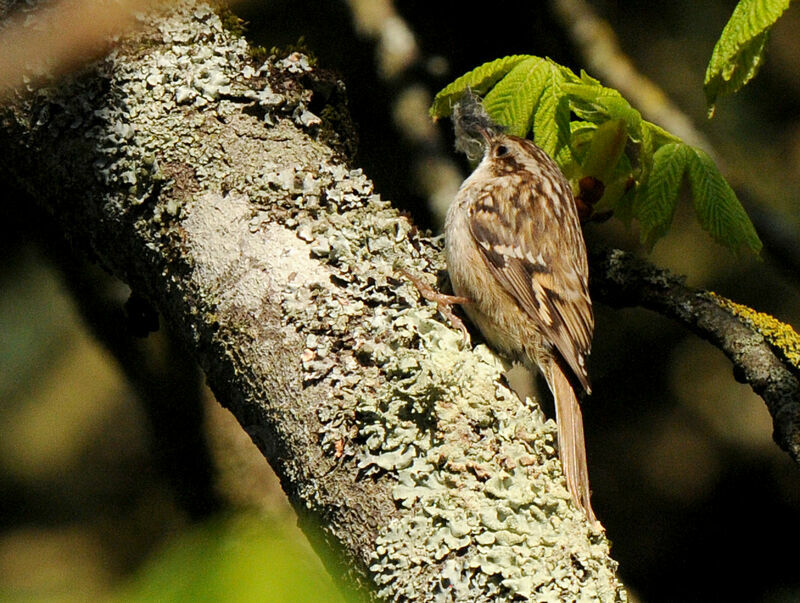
[445,90,597,523]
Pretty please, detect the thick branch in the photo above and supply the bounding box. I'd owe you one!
[591,248,800,464]
[0,2,624,600]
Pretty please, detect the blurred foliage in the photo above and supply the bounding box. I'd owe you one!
[117,513,353,603]
[0,247,340,601]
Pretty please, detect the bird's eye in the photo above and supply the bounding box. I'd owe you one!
[494,144,509,158]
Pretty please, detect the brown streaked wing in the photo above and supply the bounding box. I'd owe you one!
[468,180,593,391]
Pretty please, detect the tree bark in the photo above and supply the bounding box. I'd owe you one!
[0,1,625,600]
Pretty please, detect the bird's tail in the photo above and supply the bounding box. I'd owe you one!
[547,359,596,524]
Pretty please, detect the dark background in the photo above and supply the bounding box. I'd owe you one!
[2,1,800,600]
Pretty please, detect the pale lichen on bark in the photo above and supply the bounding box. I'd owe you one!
[0,1,625,599]
[272,150,623,600]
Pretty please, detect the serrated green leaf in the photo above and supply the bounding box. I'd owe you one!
[687,147,763,254]
[704,0,792,116]
[643,120,682,147]
[578,69,603,87]
[634,143,690,248]
[638,123,655,186]
[429,55,532,119]
[561,82,643,135]
[706,31,768,116]
[482,57,548,137]
[533,61,572,159]
[635,122,680,187]
[569,121,599,136]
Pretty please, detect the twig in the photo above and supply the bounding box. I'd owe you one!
[591,248,800,465]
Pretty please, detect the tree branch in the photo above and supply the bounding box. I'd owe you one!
[591,248,800,464]
[0,1,624,600]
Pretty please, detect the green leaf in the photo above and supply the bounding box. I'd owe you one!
[561,81,644,136]
[643,120,682,147]
[634,143,690,248]
[532,59,573,159]
[637,122,656,186]
[483,57,548,137]
[687,147,763,254]
[581,119,628,184]
[704,0,793,116]
[636,122,680,186]
[429,55,532,119]
[531,73,563,155]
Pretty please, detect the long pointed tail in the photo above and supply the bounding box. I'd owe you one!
[547,360,596,523]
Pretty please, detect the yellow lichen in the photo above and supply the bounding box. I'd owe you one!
[710,292,800,368]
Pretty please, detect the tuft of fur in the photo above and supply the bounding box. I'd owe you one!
[452,89,505,161]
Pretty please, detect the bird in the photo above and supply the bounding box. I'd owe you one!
[445,90,596,523]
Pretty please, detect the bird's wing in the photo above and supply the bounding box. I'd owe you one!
[468,158,593,391]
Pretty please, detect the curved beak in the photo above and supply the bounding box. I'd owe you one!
[477,125,494,145]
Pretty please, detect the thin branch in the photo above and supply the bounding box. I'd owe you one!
[591,248,800,464]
